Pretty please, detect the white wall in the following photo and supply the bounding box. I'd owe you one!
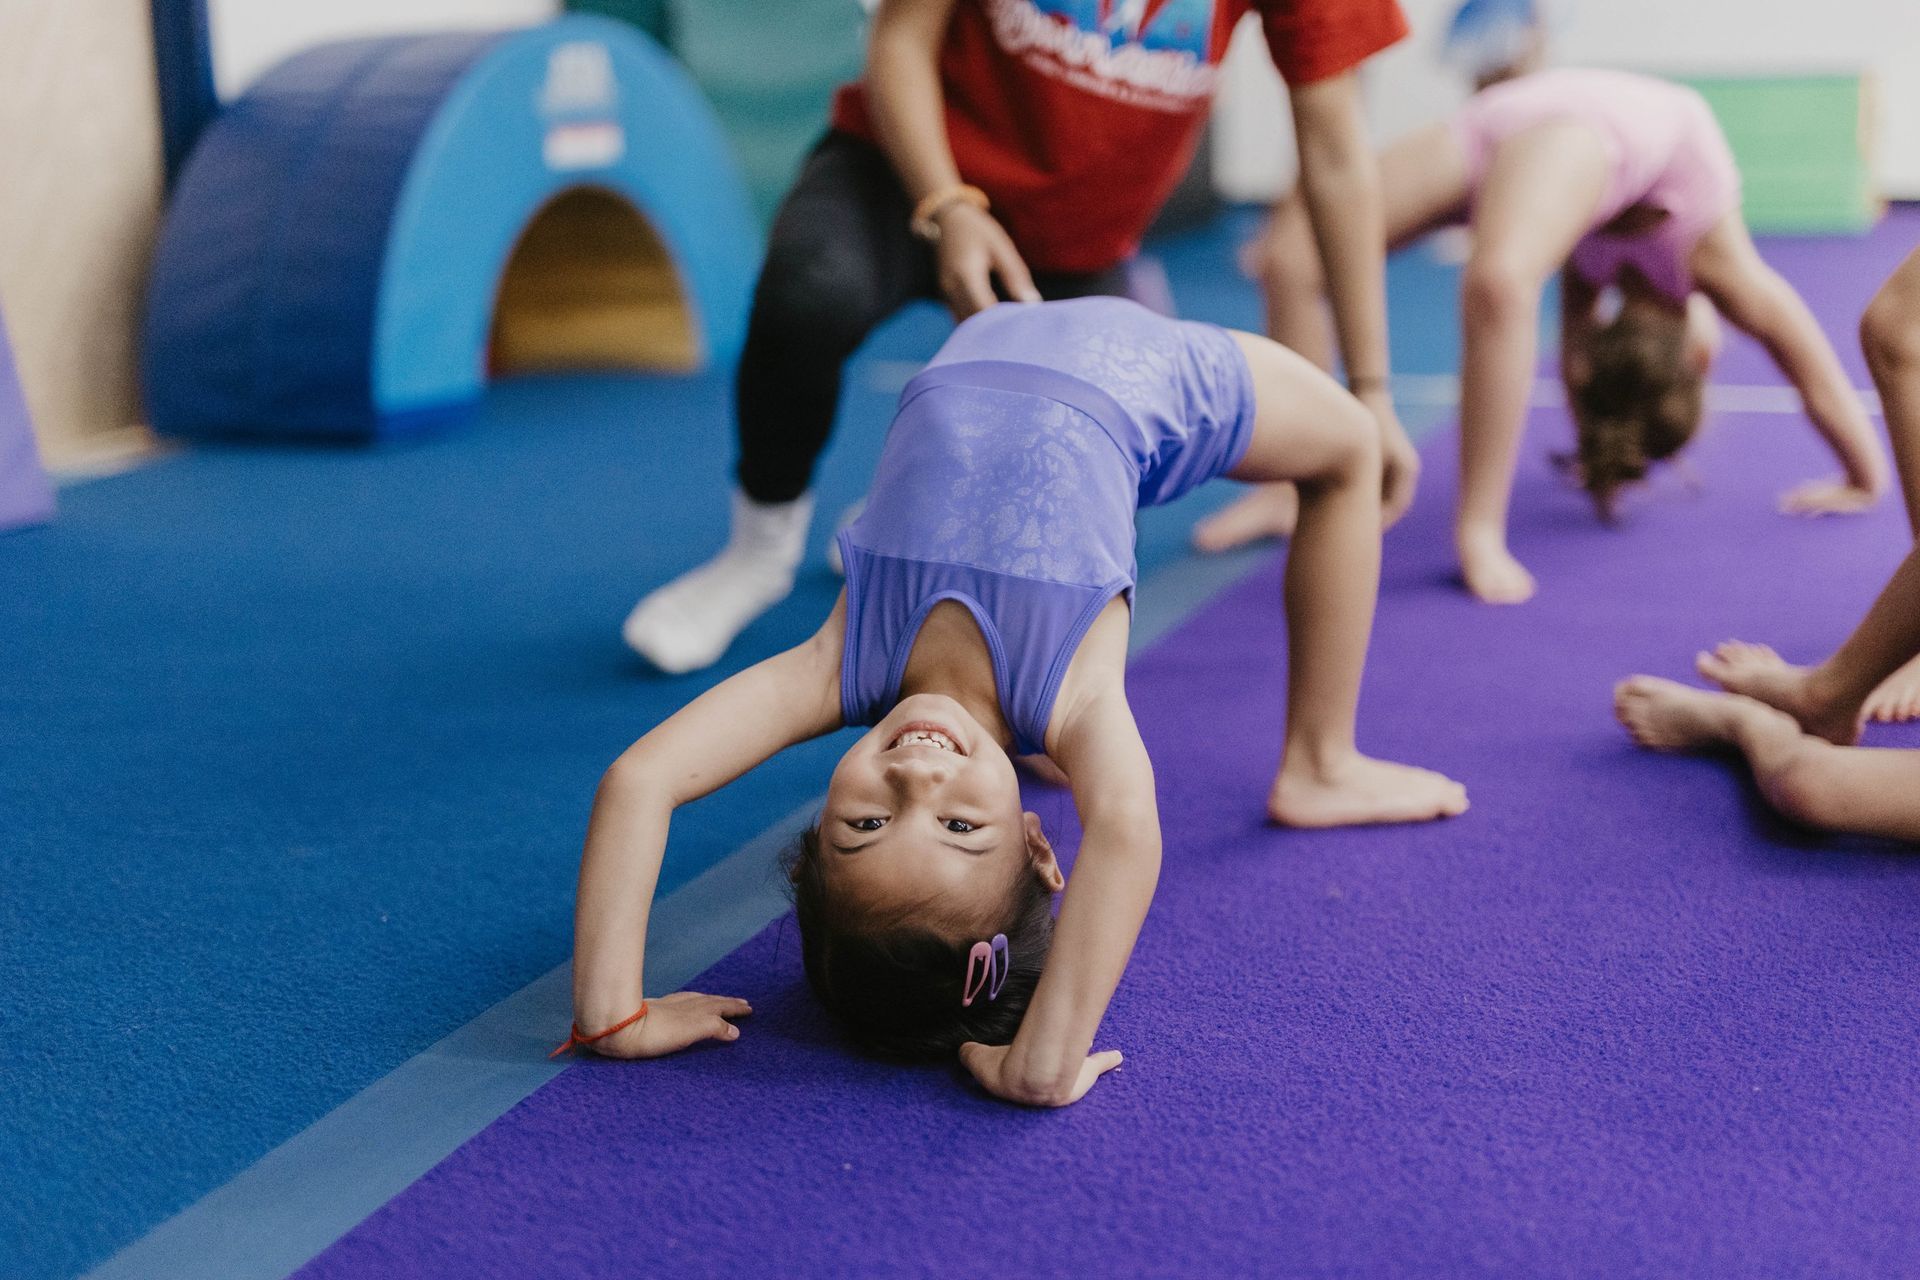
[1218,0,1920,200]
[208,0,560,100]
[0,0,165,465]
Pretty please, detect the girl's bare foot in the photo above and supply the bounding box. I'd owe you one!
[1695,640,1860,745]
[1614,675,1795,751]
[1191,483,1299,553]
[1268,753,1469,828]
[1863,654,1920,725]
[1456,530,1536,604]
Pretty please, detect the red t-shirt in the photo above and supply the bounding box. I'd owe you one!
[832,0,1408,273]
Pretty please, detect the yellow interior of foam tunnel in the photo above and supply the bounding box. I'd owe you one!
[489,186,701,376]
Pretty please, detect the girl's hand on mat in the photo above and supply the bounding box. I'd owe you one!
[936,204,1040,321]
[1778,477,1879,517]
[958,1041,1124,1107]
[590,992,753,1059]
[1363,392,1421,528]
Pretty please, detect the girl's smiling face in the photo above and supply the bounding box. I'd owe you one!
[819,693,1045,932]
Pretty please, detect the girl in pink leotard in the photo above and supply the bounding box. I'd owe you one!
[1210,68,1888,605]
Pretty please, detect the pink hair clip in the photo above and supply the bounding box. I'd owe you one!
[961,933,1010,1007]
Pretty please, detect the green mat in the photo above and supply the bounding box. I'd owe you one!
[1680,74,1879,234]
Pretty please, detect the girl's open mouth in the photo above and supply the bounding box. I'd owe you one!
[886,721,965,755]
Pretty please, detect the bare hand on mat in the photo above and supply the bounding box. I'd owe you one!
[588,992,753,1059]
[959,1041,1124,1107]
[936,204,1040,321]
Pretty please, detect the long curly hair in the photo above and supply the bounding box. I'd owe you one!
[785,825,1056,1060]
[1563,305,1705,521]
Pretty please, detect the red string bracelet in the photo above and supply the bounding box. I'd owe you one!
[548,1000,649,1058]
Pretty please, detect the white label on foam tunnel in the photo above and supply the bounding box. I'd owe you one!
[542,43,617,116]
[544,121,625,171]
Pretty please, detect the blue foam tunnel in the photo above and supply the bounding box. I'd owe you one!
[144,16,759,441]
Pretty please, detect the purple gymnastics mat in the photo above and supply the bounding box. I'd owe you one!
[305,242,1920,1280]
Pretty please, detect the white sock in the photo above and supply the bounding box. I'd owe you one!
[622,489,813,673]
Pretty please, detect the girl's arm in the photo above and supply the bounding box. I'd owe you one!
[1690,216,1890,511]
[959,684,1160,1106]
[864,0,1039,317]
[570,598,848,1057]
[1292,72,1420,524]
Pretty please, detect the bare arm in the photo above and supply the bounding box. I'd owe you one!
[959,685,1160,1105]
[864,0,1038,316]
[1692,216,1889,507]
[1291,72,1389,387]
[570,599,847,1053]
[1291,72,1419,523]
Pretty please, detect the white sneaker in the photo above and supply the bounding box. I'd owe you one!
[622,490,814,673]
[824,499,866,577]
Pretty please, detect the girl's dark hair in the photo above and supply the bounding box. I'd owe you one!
[785,825,1056,1060]
[1563,306,1705,520]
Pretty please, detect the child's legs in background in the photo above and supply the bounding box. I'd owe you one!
[1454,122,1609,604]
[1224,331,1468,826]
[1844,248,1920,721]
[1862,247,1920,534]
[1251,122,1475,368]
[1695,250,1920,729]
[1616,678,1920,843]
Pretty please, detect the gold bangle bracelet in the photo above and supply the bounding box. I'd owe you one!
[909,183,990,243]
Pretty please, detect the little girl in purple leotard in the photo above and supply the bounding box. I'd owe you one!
[560,298,1465,1108]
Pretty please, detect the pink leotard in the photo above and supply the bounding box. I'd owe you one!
[1448,68,1742,303]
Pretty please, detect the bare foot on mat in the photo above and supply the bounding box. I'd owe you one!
[1191,483,1299,553]
[1695,640,1859,745]
[1268,753,1468,828]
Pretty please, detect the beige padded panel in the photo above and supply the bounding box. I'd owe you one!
[489,186,699,375]
[0,0,165,467]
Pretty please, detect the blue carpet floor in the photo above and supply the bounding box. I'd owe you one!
[1,211,1469,1279]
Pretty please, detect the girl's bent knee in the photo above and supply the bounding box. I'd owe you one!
[1759,747,1845,832]
[1460,256,1538,328]
[1861,282,1920,374]
[1326,397,1383,488]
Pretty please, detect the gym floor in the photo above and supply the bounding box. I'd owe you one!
[6,207,1918,1280]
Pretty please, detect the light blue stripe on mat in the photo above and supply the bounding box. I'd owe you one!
[83,543,1273,1280]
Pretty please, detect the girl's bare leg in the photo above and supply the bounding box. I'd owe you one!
[1860,249,1920,721]
[1454,123,1610,604]
[1195,126,1472,554]
[1698,251,1920,733]
[1696,546,1920,745]
[1616,677,1920,843]
[1225,332,1468,826]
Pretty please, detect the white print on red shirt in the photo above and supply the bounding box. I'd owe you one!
[984,0,1224,113]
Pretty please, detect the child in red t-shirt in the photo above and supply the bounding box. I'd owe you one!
[623,0,1419,675]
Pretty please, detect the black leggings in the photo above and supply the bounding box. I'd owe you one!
[734,131,1131,504]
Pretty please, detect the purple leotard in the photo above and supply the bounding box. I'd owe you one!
[837,297,1256,755]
